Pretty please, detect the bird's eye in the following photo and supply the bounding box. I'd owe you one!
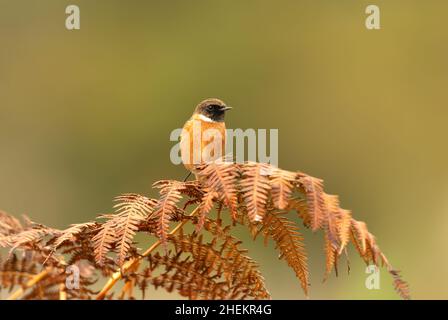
[207,105,214,111]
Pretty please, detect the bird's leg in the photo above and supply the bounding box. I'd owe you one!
[183,171,192,182]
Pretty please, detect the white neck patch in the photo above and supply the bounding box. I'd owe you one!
[198,114,215,123]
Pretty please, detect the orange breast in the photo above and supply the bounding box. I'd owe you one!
[180,115,226,172]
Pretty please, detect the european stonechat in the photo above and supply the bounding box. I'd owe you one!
[180,98,232,174]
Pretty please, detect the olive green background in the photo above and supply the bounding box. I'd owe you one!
[1,1,447,299]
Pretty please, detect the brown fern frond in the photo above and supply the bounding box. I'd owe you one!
[257,212,309,296]
[1,247,74,300]
[287,198,311,227]
[350,218,410,299]
[389,268,411,300]
[196,189,217,232]
[269,168,297,210]
[322,194,341,249]
[323,232,337,281]
[152,181,183,245]
[0,226,59,252]
[113,193,158,217]
[92,217,117,266]
[297,174,326,231]
[53,222,97,249]
[200,217,230,239]
[178,180,205,201]
[240,162,272,223]
[0,253,38,290]
[219,237,269,299]
[350,219,370,257]
[113,194,157,265]
[146,252,230,299]
[169,228,270,299]
[0,160,409,300]
[0,211,23,236]
[337,209,352,254]
[91,194,158,266]
[196,160,239,219]
[115,214,143,266]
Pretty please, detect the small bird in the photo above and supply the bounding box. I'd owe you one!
[180,98,232,175]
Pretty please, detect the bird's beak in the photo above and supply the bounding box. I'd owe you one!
[221,106,232,111]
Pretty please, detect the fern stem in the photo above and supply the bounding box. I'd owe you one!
[95,205,200,300]
[7,269,48,300]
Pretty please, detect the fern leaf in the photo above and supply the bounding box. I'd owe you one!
[0,211,23,236]
[196,189,217,232]
[196,161,239,219]
[114,194,157,265]
[115,214,141,266]
[152,181,183,245]
[241,162,272,222]
[113,194,158,217]
[337,209,352,254]
[0,227,57,251]
[323,232,337,281]
[53,222,96,249]
[170,227,270,299]
[270,168,297,210]
[322,194,341,249]
[351,220,369,255]
[92,218,117,266]
[389,269,411,300]
[258,212,309,296]
[297,174,326,231]
[147,252,230,299]
[350,218,411,299]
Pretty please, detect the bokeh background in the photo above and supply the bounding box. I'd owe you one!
[1,0,447,299]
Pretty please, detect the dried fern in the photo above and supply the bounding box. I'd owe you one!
[152,181,183,246]
[241,162,272,222]
[297,174,327,231]
[0,161,410,300]
[269,168,297,210]
[196,160,239,219]
[257,211,309,296]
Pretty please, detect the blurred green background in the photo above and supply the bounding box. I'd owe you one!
[1,0,447,299]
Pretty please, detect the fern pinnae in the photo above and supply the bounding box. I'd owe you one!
[349,218,410,299]
[152,181,183,246]
[323,232,337,281]
[241,162,272,223]
[53,222,96,250]
[116,213,141,265]
[113,194,157,265]
[146,252,229,299]
[259,212,309,296]
[196,189,217,232]
[197,161,239,219]
[1,227,58,252]
[389,268,411,300]
[92,218,117,266]
[350,219,369,255]
[0,211,23,236]
[337,209,352,254]
[270,168,297,210]
[113,193,158,218]
[171,225,270,299]
[297,174,326,231]
[322,194,342,250]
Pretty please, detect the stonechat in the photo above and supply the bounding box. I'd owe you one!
[180,98,232,174]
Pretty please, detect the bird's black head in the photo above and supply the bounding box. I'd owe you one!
[194,98,232,122]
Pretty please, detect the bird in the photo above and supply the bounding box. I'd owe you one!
[180,98,232,176]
